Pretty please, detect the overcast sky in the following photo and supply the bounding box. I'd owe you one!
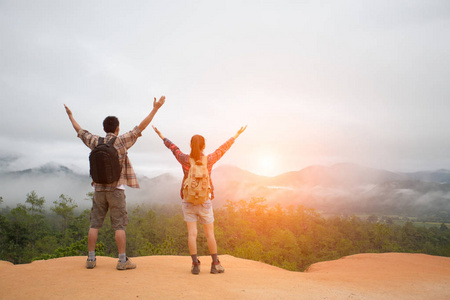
[1,0,450,177]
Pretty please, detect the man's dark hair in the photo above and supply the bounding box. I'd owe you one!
[103,116,119,133]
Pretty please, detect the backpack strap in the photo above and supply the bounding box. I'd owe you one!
[189,155,207,166]
[106,136,117,146]
[97,136,116,147]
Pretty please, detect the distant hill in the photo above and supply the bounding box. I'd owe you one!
[0,162,92,209]
[272,163,408,187]
[0,162,181,210]
[406,169,450,184]
[211,163,450,219]
[1,162,450,219]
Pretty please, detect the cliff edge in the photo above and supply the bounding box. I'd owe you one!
[1,253,449,299]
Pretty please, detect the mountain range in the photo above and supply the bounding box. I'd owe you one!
[212,164,450,218]
[1,162,450,219]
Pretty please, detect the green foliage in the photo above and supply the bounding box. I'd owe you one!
[0,192,91,264]
[126,204,188,257]
[33,237,105,261]
[215,198,450,271]
[1,192,450,273]
[26,191,45,215]
[138,236,178,256]
[51,194,78,235]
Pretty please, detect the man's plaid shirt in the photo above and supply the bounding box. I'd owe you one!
[78,126,142,191]
[163,137,235,200]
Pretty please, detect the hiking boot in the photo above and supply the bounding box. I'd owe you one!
[210,260,225,274]
[116,257,136,270]
[86,258,96,269]
[191,259,201,275]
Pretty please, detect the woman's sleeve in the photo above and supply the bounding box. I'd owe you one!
[207,137,235,167]
[163,138,189,165]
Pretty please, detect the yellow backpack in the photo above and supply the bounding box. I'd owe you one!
[183,156,211,205]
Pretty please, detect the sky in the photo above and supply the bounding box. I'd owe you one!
[1,0,450,178]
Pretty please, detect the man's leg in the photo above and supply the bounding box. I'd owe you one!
[115,229,126,254]
[86,228,99,269]
[88,228,99,252]
[87,191,108,268]
[86,191,108,269]
[115,229,136,270]
[109,190,135,270]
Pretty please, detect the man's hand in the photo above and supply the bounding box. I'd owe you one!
[138,96,166,132]
[153,96,165,110]
[64,104,72,117]
[64,104,82,133]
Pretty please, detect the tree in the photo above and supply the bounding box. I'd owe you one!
[51,194,78,238]
[5,204,31,263]
[33,237,105,261]
[138,236,178,256]
[25,191,47,257]
[367,215,378,223]
[25,191,45,215]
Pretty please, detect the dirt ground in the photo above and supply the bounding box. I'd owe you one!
[1,253,449,299]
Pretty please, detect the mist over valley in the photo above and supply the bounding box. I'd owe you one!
[1,160,449,221]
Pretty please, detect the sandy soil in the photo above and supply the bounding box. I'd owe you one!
[0,253,449,299]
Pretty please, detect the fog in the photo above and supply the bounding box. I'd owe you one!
[0,163,182,211]
[1,1,450,178]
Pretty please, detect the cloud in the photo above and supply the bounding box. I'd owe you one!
[1,1,450,176]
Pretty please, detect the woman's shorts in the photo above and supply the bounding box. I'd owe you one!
[181,199,214,225]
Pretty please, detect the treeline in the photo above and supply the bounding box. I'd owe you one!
[1,192,449,271]
[215,198,450,270]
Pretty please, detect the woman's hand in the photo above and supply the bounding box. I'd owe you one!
[152,125,165,140]
[233,125,247,139]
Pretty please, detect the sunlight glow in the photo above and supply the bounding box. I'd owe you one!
[254,149,280,177]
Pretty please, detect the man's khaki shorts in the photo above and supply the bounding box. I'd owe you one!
[91,189,128,230]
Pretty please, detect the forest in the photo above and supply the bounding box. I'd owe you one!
[1,191,449,271]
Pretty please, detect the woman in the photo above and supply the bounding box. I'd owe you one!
[152,125,247,274]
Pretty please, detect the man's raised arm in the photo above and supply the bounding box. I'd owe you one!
[64,104,82,133]
[138,96,165,132]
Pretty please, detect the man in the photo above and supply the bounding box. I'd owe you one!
[64,96,165,270]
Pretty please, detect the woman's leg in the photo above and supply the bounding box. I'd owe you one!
[203,222,218,255]
[203,222,224,273]
[187,221,201,274]
[186,221,198,255]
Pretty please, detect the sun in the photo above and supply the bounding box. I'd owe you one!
[254,150,279,177]
[260,156,275,173]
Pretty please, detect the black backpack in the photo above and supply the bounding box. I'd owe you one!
[89,137,121,184]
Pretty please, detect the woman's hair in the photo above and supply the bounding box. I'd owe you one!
[190,135,205,161]
[103,116,119,133]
